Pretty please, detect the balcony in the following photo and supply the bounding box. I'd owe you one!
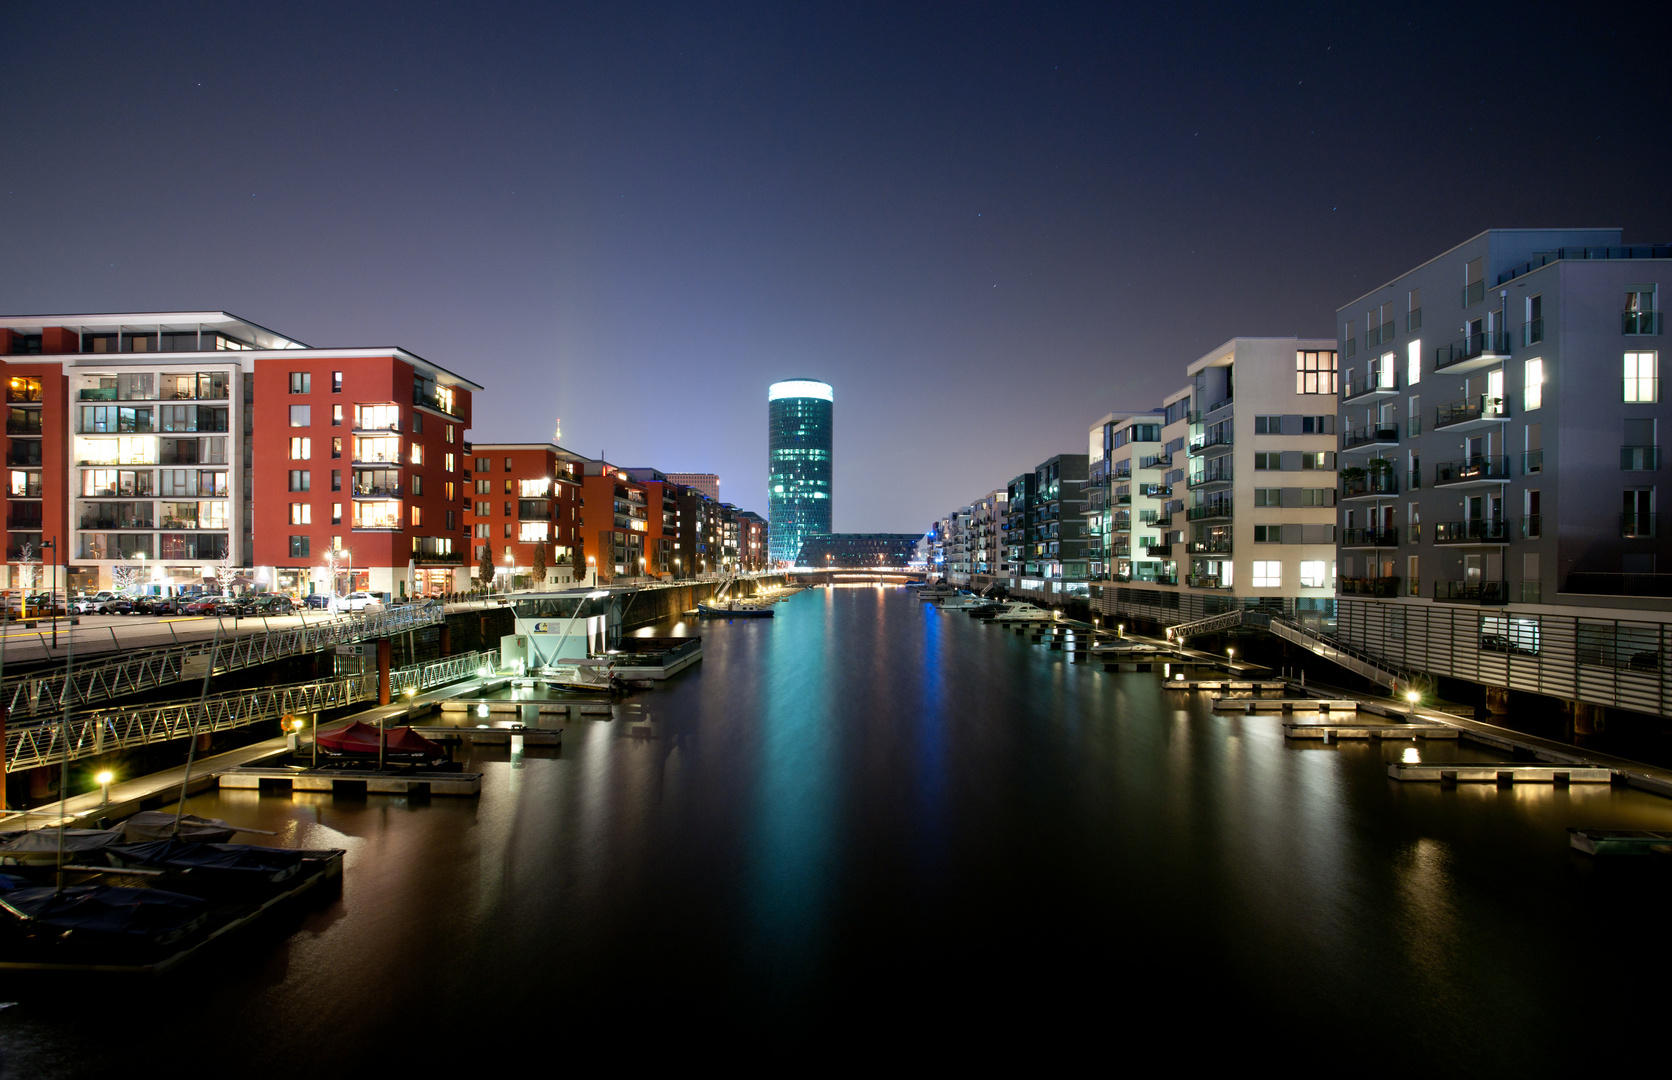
[1339,576,1401,597]
[1205,396,1233,417]
[1139,451,1173,470]
[1523,319,1544,346]
[1341,474,1398,500]
[413,387,464,419]
[1187,463,1233,490]
[1111,463,1132,480]
[1434,395,1510,432]
[351,485,403,499]
[1621,445,1661,470]
[1434,519,1512,544]
[1137,483,1170,498]
[353,422,403,436]
[1341,527,1398,548]
[1434,330,1510,373]
[1186,538,1231,555]
[1342,425,1400,451]
[1622,514,1658,539]
[1140,537,1171,555]
[1188,430,1233,457]
[6,510,43,530]
[1434,579,1508,604]
[1433,455,1511,487]
[1342,372,1399,403]
[1186,501,1232,522]
[6,416,43,436]
[1187,573,1231,589]
[1623,311,1663,336]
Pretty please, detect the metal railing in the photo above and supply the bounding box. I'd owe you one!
[1169,609,1244,640]
[1,601,447,720]
[1435,395,1510,429]
[4,648,496,773]
[1435,330,1510,369]
[1268,617,1417,691]
[1343,425,1400,450]
[1433,455,1511,485]
[1341,528,1398,547]
[1434,519,1512,543]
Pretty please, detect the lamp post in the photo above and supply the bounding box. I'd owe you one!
[1406,689,1421,717]
[96,770,113,807]
[40,538,57,649]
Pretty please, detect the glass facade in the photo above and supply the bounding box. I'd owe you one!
[767,380,833,565]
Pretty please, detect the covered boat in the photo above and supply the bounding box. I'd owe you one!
[0,828,125,867]
[120,811,240,844]
[697,600,773,618]
[544,657,627,694]
[105,839,304,886]
[315,721,449,766]
[0,883,209,948]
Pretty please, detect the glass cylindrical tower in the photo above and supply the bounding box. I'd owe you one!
[767,379,833,566]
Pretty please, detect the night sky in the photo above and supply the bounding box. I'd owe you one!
[4,2,1667,531]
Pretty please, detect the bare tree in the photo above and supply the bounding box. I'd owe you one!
[216,550,237,595]
[16,541,38,591]
[111,555,144,595]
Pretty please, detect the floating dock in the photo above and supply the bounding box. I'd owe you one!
[1568,829,1672,855]
[218,766,483,796]
[409,725,562,746]
[1213,697,1360,713]
[1387,762,1612,784]
[1164,680,1289,692]
[1284,722,1459,741]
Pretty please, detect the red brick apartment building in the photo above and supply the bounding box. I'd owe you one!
[1,312,479,598]
[463,444,584,587]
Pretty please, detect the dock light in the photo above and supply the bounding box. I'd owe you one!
[96,771,113,805]
[1406,689,1421,716]
[1227,647,1235,663]
[1402,747,1421,764]
[477,703,489,718]
[1174,673,1184,681]
[405,686,417,697]
[477,666,490,678]
[1118,623,1125,638]
[291,719,305,732]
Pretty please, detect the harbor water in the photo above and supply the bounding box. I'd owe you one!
[6,585,1672,1072]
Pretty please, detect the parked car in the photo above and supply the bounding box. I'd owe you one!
[137,595,180,615]
[248,595,295,616]
[182,596,224,615]
[70,590,116,614]
[334,592,382,613]
[303,593,333,610]
[100,597,139,615]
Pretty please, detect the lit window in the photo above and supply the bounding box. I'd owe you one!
[1626,352,1658,403]
[289,437,310,460]
[332,502,342,525]
[332,371,343,392]
[332,404,343,426]
[1407,339,1421,386]
[289,404,310,427]
[1252,561,1281,587]
[411,505,423,527]
[1299,561,1326,587]
[1525,358,1544,411]
[519,521,549,542]
[410,444,424,466]
[290,503,311,525]
[1296,350,1338,394]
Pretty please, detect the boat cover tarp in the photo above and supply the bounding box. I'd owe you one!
[0,884,207,938]
[121,812,239,843]
[316,721,445,760]
[0,829,124,855]
[108,839,304,880]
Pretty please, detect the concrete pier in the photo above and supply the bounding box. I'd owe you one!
[1387,762,1612,784]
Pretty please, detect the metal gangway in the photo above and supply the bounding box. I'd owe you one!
[1,601,448,722]
[1267,617,1423,692]
[1166,609,1247,641]
[4,648,496,773]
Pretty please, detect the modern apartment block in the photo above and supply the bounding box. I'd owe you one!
[1010,454,1090,599]
[2,312,478,598]
[1097,337,1340,628]
[663,472,720,501]
[968,490,1008,592]
[1331,229,1672,718]
[1086,411,1167,585]
[464,444,584,587]
[574,460,649,581]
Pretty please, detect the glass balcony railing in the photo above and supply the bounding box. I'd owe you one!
[1434,456,1511,485]
[1434,519,1512,543]
[1621,445,1661,470]
[1435,395,1510,429]
[1435,330,1510,369]
[1434,579,1508,604]
[1339,576,1401,597]
[1342,474,1398,499]
[1623,311,1663,335]
[1343,425,1400,450]
[1341,527,1398,547]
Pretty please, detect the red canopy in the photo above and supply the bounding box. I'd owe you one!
[316,721,444,760]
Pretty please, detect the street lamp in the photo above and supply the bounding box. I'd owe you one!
[96,770,113,806]
[40,537,57,649]
[1406,689,1421,717]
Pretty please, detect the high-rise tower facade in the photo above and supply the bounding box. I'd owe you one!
[767,379,833,565]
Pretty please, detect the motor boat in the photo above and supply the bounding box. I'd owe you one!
[988,603,1053,623]
[315,721,451,767]
[937,595,996,611]
[544,657,629,694]
[0,828,126,867]
[697,600,774,618]
[1090,640,1166,656]
[916,585,960,601]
